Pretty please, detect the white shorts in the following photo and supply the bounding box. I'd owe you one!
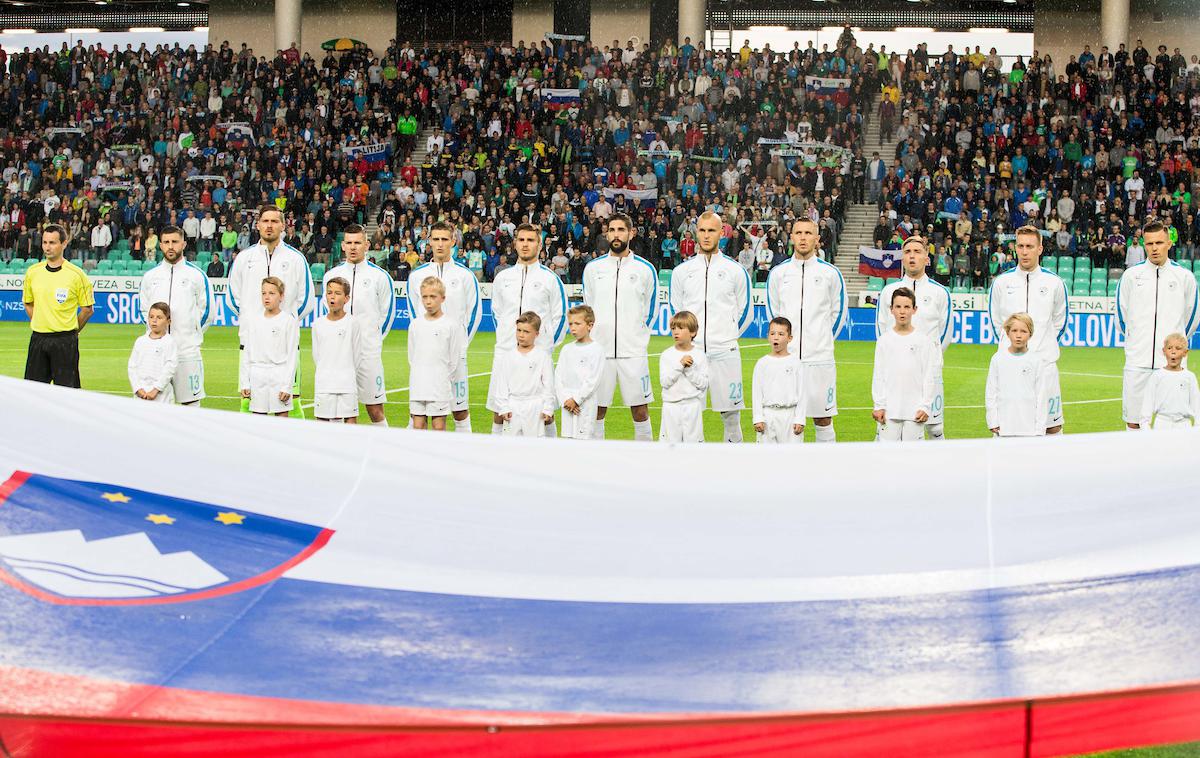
[503,397,547,437]
[314,392,357,420]
[802,361,838,419]
[171,357,205,404]
[560,398,598,439]
[1122,367,1153,424]
[879,419,926,442]
[410,399,451,418]
[249,365,293,414]
[357,354,386,406]
[929,370,945,427]
[1045,363,1064,428]
[451,348,470,413]
[599,356,654,408]
[659,397,704,443]
[1151,415,1194,430]
[757,406,803,444]
[705,345,745,412]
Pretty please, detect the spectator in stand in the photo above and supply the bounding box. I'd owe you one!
[206,253,225,278]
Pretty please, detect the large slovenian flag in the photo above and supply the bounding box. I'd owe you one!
[540,87,582,110]
[805,75,850,99]
[859,245,903,278]
[3,376,1200,756]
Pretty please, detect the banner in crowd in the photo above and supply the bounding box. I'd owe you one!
[858,246,903,278]
[805,76,850,98]
[637,149,682,160]
[540,88,582,109]
[340,142,390,166]
[768,142,851,169]
[217,122,255,144]
[601,187,658,205]
[543,32,586,41]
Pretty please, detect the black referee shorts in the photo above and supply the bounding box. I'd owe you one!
[25,330,81,388]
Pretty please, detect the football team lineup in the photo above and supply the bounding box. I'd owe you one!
[0,322,1134,441]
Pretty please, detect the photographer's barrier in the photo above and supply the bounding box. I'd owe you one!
[1,375,1199,756]
[0,274,1170,347]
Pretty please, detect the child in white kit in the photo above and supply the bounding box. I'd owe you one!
[871,287,942,442]
[407,277,465,430]
[240,276,299,417]
[129,301,179,403]
[312,277,363,422]
[752,316,805,443]
[1139,333,1200,430]
[493,311,556,436]
[555,305,605,440]
[659,310,710,443]
[986,313,1050,437]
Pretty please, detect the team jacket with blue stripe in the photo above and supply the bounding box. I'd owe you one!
[227,241,315,330]
[1116,260,1199,370]
[876,275,953,351]
[668,253,752,352]
[491,262,567,352]
[765,255,848,364]
[138,259,214,358]
[988,266,1068,362]
[407,259,483,343]
[324,261,396,347]
[582,252,658,359]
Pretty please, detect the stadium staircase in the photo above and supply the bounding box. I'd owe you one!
[832,94,900,297]
[362,125,438,246]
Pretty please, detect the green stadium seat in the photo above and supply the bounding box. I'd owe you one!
[1107,280,1119,296]
[142,260,156,273]
[1177,260,1195,272]
[0,260,10,274]
[1042,256,1057,271]
[70,258,83,268]
[96,260,113,272]
[658,270,672,286]
[1075,258,1092,273]
[310,263,326,282]
[1090,280,1108,296]
[1070,280,1088,296]
[1090,273,1107,285]
[867,277,884,292]
[1056,258,1074,275]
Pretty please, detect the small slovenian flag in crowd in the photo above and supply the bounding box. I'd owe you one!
[540,88,581,110]
[858,246,903,278]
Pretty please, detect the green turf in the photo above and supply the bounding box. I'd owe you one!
[0,322,1143,440]
[1085,744,1200,757]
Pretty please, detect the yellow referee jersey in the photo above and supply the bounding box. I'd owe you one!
[23,260,95,334]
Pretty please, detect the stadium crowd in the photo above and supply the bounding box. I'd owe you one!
[3,32,1200,295]
[0,30,880,284]
[870,38,1200,293]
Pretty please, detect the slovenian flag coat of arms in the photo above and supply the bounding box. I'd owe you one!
[858,246,903,278]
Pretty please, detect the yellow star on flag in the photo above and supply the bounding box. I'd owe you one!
[215,511,246,526]
[145,513,175,525]
[101,492,131,503]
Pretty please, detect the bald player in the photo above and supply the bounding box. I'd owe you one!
[668,210,753,442]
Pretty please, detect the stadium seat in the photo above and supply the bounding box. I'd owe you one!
[1090,280,1108,296]
[310,263,326,282]
[0,260,10,274]
[70,258,83,269]
[867,277,884,292]
[142,260,156,273]
[1107,280,1119,296]
[1042,256,1057,271]
[1075,258,1092,274]
[96,260,113,272]
[1072,280,1090,296]
[658,270,672,286]
[1057,257,1074,276]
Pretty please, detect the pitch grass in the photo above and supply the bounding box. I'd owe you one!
[0,322,1140,439]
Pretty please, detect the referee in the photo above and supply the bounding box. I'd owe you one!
[23,224,94,388]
